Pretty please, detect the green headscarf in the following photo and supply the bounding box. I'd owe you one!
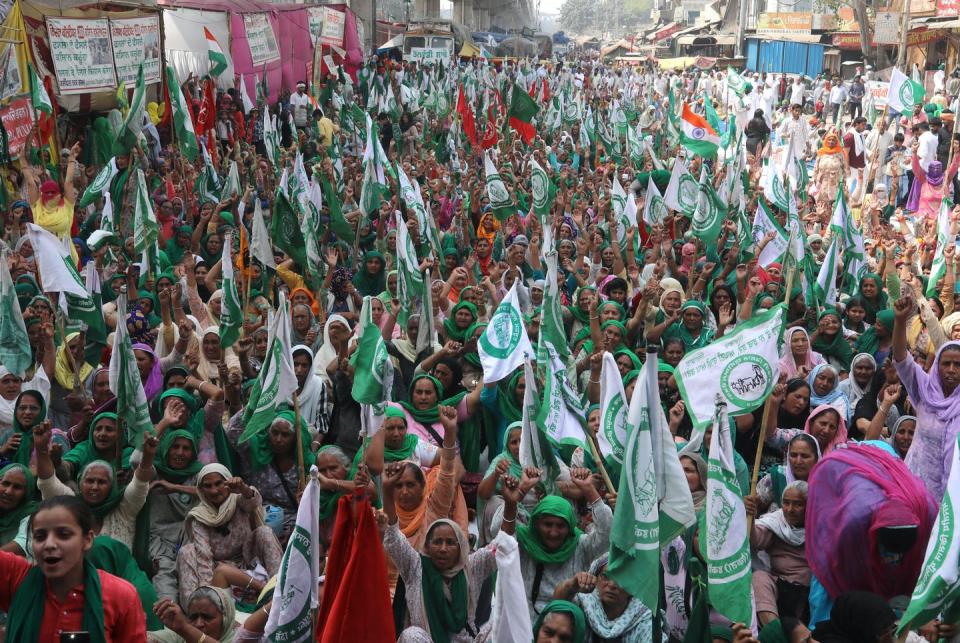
[135,289,162,328]
[662,300,714,351]
[155,428,202,483]
[163,226,193,266]
[515,495,583,564]
[856,273,889,324]
[597,299,626,322]
[62,412,133,478]
[533,600,587,643]
[0,464,37,539]
[495,370,524,428]
[854,309,895,358]
[157,388,203,441]
[399,373,445,425]
[462,321,487,368]
[483,422,522,491]
[79,460,125,520]
[352,250,387,297]
[87,536,164,631]
[613,348,643,371]
[567,286,597,324]
[442,301,478,342]
[600,319,628,351]
[248,409,316,473]
[811,308,853,371]
[9,390,46,467]
[6,559,105,642]
[421,548,469,643]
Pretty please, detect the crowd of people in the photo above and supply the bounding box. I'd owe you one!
[2,49,960,643]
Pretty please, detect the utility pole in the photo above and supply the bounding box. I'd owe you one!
[735,0,749,58]
[896,0,912,69]
[371,0,378,54]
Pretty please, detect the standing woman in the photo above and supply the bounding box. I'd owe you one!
[811,132,847,221]
[892,296,960,501]
[0,390,46,467]
[0,495,147,640]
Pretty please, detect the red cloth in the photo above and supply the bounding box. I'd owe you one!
[317,496,394,643]
[481,106,499,150]
[195,79,217,135]
[456,86,478,148]
[0,551,147,642]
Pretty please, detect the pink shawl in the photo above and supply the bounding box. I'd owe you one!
[777,327,825,379]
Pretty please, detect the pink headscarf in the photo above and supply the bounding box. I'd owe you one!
[806,443,935,600]
[777,327,825,380]
[804,404,848,455]
[132,343,163,401]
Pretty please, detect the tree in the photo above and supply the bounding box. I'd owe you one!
[560,0,599,34]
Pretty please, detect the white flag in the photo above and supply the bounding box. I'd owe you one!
[888,67,923,115]
[479,281,534,383]
[250,198,276,269]
[675,304,785,431]
[26,224,87,297]
[265,468,320,642]
[816,238,841,308]
[240,73,255,114]
[642,174,667,227]
[108,290,154,449]
[597,352,628,465]
[663,157,698,217]
[752,200,789,268]
[537,342,587,451]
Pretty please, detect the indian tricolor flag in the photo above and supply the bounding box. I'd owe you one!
[204,27,228,78]
[679,102,720,158]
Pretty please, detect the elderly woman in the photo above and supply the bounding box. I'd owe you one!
[476,422,523,545]
[807,364,853,424]
[227,409,315,544]
[0,463,37,547]
[176,463,283,606]
[893,295,960,501]
[33,421,156,551]
[291,304,323,353]
[48,331,94,428]
[811,309,853,373]
[838,353,877,411]
[552,554,655,641]
[152,585,245,643]
[751,481,811,627]
[292,345,329,438]
[378,406,468,592]
[500,468,613,618]
[0,390,46,467]
[362,406,440,475]
[383,511,497,642]
[748,434,820,518]
[61,412,134,480]
[778,327,825,380]
[658,300,713,351]
[533,600,587,643]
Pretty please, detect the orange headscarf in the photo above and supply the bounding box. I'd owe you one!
[289,287,321,318]
[818,133,843,156]
[396,465,469,544]
[476,212,500,245]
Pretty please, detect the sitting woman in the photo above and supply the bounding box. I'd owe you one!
[747,434,820,517]
[751,481,811,627]
[811,308,853,373]
[377,406,468,592]
[0,495,147,640]
[34,421,156,552]
[0,390,47,468]
[476,422,523,545]
[382,511,497,642]
[387,373,483,448]
[362,406,440,475]
[226,409,315,544]
[148,428,202,601]
[315,445,373,548]
[807,364,852,424]
[176,463,283,606]
[0,463,37,548]
[553,554,655,641]
[61,412,134,481]
[500,468,613,617]
[152,585,253,643]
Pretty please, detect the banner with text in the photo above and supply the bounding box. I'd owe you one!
[0,44,22,101]
[1,97,34,157]
[320,7,345,47]
[409,47,451,64]
[46,17,116,94]
[110,16,161,85]
[243,13,281,65]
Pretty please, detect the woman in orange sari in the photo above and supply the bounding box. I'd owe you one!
[812,132,849,222]
[379,405,468,594]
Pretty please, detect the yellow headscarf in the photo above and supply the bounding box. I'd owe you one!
[54,332,94,391]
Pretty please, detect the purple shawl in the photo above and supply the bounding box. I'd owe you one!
[131,343,163,401]
[910,340,960,424]
[806,443,935,600]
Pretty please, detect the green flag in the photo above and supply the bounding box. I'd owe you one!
[608,354,696,610]
[701,399,753,624]
[219,231,243,348]
[690,167,725,247]
[529,158,556,220]
[165,65,199,162]
[108,290,154,449]
[0,248,31,377]
[897,435,960,636]
[395,211,425,302]
[726,67,747,97]
[484,152,515,221]
[538,253,569,366]
[28,63,51,115]
[350,296,394,404]
[519,359,566,496]
[271,190,307,267]
[77,158,119,208]
[121,62,147,138]
[133,169,158,257]
[239,292,298,443]
[928,198,954,298]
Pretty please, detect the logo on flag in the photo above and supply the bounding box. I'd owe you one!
[678,175,699,211]
[481,304,522,359]
[487,176,510,203]
[899,81,916,109]
[532,172,549,210]
[690,127,706,140]
[602,395,626,461]
[720,355,774,407]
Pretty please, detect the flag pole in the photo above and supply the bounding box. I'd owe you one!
[747,392,775,532]
[294,392,305,493]
[586,429,616,494]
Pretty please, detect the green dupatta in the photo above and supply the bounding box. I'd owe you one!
[6,559,105,642]
[515,495,583,564]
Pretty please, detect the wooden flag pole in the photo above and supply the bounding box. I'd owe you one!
[294,392,305,493]
[586,430,616,494]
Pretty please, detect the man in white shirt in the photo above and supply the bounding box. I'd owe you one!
[289,81,312,129]
[917,122,938,171]
[789,77,805,108]
[829,79,847,125]
[778,103,811,165]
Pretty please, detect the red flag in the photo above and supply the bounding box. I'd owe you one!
[37,76,57,148]
[481,106,498,149]
[456,86,478,147]
[528,81,537,99]
[317,496,394,643]
[160,72,172,129]
[195,79,217,135]
[541,78,550,104]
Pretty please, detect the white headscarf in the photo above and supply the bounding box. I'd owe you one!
[837,352,877,409]
[185,463,264,539]
[0,367,18,430]
[313,314,351,385]
[292,344,326,436]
